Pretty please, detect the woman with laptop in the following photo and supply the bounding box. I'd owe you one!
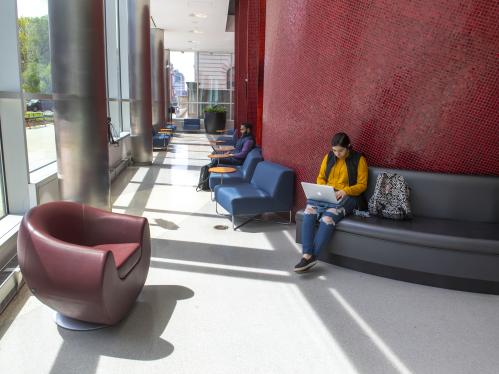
[294,132,368,272]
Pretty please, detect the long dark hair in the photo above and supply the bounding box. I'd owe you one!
[331,132,351,149]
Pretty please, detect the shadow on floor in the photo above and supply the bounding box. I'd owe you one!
[49,285,194,374]
[154,218,180,230]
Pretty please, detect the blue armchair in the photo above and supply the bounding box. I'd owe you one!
[183,118,201,132]
[215,128,237,145]
[164,123,177,132]
[152,128,170,149]
[214,161,295,230]
[209,148,263,190]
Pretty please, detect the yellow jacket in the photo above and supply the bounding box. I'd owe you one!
[317,153,368,196]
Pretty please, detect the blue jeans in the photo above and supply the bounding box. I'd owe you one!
[301,196,357,256]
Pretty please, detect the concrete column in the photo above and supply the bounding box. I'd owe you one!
[150,28,165,129]
[48,0,110,209]
[128,0,152,164]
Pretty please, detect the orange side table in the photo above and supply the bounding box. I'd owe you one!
[208,166,237,185]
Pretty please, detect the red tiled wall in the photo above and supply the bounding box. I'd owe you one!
[235,0,265,144]
[262,0,499,207]
[234,0,247,133]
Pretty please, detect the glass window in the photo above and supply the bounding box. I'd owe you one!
[170,51,195,119]
[0,120,7,219]
[169,51,234,121]
[105,0,124,133]
[17,0,56,172]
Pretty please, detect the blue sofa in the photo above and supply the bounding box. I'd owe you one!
[209,148,263,190]
[183,118,201,132]
[214,161,295,230]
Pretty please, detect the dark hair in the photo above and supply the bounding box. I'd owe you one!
[241,122,252,132]
[331,132,351,149]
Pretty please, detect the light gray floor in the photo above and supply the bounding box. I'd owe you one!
[1,133,499,374]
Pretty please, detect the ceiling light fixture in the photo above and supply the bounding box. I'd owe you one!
[190,29,204,34]
[190,12,208,19]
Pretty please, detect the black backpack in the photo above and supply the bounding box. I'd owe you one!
[196,164,211,191]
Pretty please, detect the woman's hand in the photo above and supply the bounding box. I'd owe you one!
[335,190,347,200]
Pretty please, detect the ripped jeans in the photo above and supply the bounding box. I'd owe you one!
[301,196,357,256]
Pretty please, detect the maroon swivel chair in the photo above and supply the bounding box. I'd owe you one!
[17,201,151,326]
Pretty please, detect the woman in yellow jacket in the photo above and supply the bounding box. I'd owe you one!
[295,132,368,272]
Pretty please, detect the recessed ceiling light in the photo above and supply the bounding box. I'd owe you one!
[190,12,208,19]
[190,29,204,34]
[187,40,200,44]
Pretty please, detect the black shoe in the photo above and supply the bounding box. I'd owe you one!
[294,256,318,272]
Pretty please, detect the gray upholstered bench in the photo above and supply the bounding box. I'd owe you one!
[295,167,499,293]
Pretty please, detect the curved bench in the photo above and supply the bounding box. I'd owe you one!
[295,167,499,294]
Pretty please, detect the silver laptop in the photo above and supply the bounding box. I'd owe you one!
[301,182,339,204]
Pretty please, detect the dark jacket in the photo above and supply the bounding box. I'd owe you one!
[233,134,255,159]
[325,149,368,210]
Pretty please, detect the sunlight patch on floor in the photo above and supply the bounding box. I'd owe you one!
[330,288,413,374]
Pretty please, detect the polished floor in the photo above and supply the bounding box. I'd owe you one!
[1,133,499,374]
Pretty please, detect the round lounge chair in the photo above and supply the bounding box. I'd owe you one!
[17,201,151,328]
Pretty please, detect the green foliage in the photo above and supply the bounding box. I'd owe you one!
[18,15,51,94]
[204,105,227,113]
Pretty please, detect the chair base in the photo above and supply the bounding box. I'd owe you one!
[233,211,292,230]
[54,312,108,331]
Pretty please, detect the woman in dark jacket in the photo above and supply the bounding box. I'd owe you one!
[295,132,368,272]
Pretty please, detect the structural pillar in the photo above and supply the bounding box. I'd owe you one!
[150,28,165,129]
[128,0,152,164]
[48,0,110,209]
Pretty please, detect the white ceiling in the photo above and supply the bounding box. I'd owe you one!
[150,0,234,52]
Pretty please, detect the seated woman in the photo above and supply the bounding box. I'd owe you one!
[294,132,368,272]
[210,122,255,166]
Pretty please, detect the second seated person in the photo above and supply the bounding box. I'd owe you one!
[210,122,255,166]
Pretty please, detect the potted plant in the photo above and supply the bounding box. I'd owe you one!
[203,105,227,134]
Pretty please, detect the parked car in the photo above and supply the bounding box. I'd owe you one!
[26,99,54,112]
[27,99,42,112]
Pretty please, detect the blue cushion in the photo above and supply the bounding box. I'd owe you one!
[212,148,263,189]
[214,161,295,216]
[250,161,294,201]
[183,119,200,131]
[239,148,263,180]
[214,184,274,215]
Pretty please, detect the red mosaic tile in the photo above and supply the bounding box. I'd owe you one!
[261,0,499,208]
